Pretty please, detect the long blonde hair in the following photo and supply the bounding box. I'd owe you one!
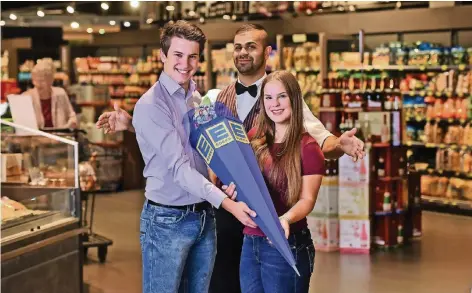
[251,71,305,207]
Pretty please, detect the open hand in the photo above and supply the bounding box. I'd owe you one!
[339,128,365,162]
[96,103,132,134]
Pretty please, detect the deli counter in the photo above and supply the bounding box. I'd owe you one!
[1,120,84,293]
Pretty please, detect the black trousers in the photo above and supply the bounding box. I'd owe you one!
[209,208,244,293]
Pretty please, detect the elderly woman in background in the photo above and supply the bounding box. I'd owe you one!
[22,58,77,129]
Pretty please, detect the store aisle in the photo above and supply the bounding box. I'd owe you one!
[83,190,472,293]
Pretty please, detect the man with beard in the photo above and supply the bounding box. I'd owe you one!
[96,23,364,293]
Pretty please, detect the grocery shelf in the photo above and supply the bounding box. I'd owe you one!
[413,169,472,180]
[405,141,472,151]
[421,195,472,215]
[330,64,469,72]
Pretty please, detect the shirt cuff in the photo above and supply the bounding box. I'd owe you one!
[205,184,227,208]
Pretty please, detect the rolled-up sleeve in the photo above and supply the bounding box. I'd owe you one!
[133,101,227,208]
[302,100,333,147]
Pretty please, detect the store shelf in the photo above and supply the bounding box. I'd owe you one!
[406,117,471,124]
[77,102,108,107]
[378,176,404,182]
[293,68,321,73]
[421,195,472,211]
[402,90,470,97]
[374,209,404,216]
[414,169,472,180]
[405,141,472,150]
[331,64,469,72]
[319,107,343,112]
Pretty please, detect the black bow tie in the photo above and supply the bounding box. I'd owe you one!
[235,82,258,98]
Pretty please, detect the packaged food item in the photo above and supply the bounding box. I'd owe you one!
[437,177,449,197]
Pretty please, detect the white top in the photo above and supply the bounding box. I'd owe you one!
[236,74,266,121]
[236,74,333,147]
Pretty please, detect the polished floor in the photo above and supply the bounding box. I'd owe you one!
[83,190,472,293]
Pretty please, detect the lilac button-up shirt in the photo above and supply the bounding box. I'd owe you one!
[133,72,227,208]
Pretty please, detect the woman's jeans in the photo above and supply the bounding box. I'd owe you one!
[240,228,315,293]
[140,200,217,293]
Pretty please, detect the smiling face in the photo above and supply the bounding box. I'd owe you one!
[233,30,270,77]
[263,80,292,125]
[161,37,200,91]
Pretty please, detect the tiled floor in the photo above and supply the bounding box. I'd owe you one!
[83,190,472,293]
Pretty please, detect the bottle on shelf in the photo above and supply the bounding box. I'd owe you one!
[355,119,365,141]
[382,192,392,212]
[380,113,390,143]
[378,155,386,177]
[397,225,404,245]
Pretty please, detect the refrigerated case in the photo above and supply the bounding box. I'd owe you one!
[1,120,84,293]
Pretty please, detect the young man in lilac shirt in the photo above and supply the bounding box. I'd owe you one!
[132,20,257,293]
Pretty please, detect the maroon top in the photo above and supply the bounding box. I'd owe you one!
[244,129,325,237]
[40,98,53,128]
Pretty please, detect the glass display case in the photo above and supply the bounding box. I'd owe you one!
[1,120,83,293]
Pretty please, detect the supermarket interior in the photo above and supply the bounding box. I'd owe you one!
[1,1,472,293]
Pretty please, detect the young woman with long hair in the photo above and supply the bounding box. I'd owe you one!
[238,70,324,293]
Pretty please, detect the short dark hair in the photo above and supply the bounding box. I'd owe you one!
[235,24,269,47]
[160,20,207,56]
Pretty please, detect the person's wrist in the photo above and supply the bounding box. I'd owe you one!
[221,198,234,212]
[280,215,291,225]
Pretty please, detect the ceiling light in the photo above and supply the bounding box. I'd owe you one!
[87,28,93,33]
[124,21,131,27]
[130,1,139,9]
[188,10,196,17]
[0,20,5,26]
[223,14,230,20]
[232,15,237,20]
[9,14,17,21]
[70,21,79,29]
[166,5,175,11]
[199,17,205,24]
[338,6,345,11]
[67,6,75,14]
[37,10,45,17]
[306,9,313,15]
[146,18,153,24]
[396,1,402,8]
[99,29,105,34]
[349,5,356,12]
[101,2,109,10]
[109,20,116,25]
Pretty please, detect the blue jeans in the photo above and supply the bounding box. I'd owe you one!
[240,228,315,293]
[140,200,217,293]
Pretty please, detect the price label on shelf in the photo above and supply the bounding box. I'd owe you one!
[419,91,426,96]
[292,34,307,43]
[448,118,454,123]
[451,145,458,150]
[427,91,433,96]
[439,144,446,148]
[458,64,466,71]
[441,65,448,71]
[409,91,415,96]
[398,66,404,71]
[420,66,426,71]
[426,143,435,148]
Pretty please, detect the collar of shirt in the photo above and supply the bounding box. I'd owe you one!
[159,71,197,99]
[235,73,267,121]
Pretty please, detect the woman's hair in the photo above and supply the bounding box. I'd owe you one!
[32,58,56,77]
[251,70,305,207]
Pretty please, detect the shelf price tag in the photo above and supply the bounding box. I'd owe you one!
[459,64,466,71]
[439,144,446,148]
[441,65,448,71]
[448,118,454,123]
[292,34,307,43]
[409,91,415,96]
[419,65,426,71]
[419,91,426,96]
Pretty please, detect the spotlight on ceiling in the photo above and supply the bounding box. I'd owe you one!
[109,20,116,25]
[0,20,5,26]
[130,1,139,9]
[87,28,93,34]
[124,21,131,27]
[146,18,153,24]
[9,14,17,21]
[37,10,45,17]
[166,5,175,11]
[101,2,109,11]
[99,29,105,34]
[70,21,80,29]
[67,6,75,14]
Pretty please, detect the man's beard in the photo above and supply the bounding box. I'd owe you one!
[234,56,265,75]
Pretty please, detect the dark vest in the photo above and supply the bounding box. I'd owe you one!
[216,82,260,132]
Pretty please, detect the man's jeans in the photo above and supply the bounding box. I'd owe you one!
[140,200,217,293]
[239,228,315,293]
